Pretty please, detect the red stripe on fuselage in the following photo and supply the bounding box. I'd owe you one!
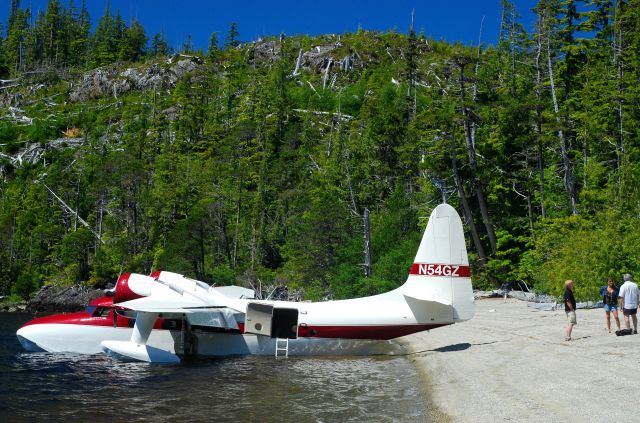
[20,310,165,329]
[296,323,449,340]
[409,263,471,277]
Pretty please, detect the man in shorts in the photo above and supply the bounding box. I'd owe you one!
[564,280,576,341]
[618,273,640,334]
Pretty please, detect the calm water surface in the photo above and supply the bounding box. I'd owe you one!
[0,313,429,422]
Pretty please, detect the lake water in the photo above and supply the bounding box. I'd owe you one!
[0,313,430,422]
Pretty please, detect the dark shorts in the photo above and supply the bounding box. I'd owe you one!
[623,308,637,316]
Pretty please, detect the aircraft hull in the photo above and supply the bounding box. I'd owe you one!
[17,321,445,357]
[16,323,179,354]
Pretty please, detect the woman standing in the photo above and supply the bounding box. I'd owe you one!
[600,277,621,333]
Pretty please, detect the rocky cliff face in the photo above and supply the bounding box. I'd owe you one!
[69,56,202,102]
[26,284,106,313]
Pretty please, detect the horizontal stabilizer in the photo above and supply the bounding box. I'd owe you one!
[402,291,452,306]
[101,340,180,363]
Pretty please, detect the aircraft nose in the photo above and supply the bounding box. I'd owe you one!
[16,326,46,352]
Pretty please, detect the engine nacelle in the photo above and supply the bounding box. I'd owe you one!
[113,273,157,304]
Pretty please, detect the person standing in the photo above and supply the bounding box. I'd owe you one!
[618,273,640,334]
[500,282,509,303]
[564,280,576,341]
[599,277,620,333]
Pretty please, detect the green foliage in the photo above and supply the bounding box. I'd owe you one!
[3,0,640,304]
[12,268,41,300]
[519,211,640,300]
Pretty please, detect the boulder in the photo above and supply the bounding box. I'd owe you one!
[27,284,105,313]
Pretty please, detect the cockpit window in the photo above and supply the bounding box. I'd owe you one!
[93,307,111,317]
[85,306,97,315]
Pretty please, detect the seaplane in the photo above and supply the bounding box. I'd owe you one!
[16,203,475,363]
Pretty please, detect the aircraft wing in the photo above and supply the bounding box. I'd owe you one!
[118,296,218,312]
[118,296,244,330]
[117,276,247,313]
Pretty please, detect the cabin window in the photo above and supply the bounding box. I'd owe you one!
[85,306,97,315]
[93,307,111,317]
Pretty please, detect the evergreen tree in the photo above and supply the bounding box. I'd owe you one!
[43,0,63,65]
[5,7,30,74]
[91,3,114,65]
[181,34,193,53]
[8,0,20,29]
[0,23,7,77]
[69,0,90,65]
[225,22,240,48]
[120,18,147,61]
[207,31,219,58]
[151,32,169,57]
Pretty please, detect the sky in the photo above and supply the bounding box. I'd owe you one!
[1,0,539,50]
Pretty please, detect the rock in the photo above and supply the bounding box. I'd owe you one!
[0,301,27,312]
[251,40,281,63]
[69,58,203,102]
[27,284,105,313]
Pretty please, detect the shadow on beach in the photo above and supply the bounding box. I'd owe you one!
[408,340,498,355]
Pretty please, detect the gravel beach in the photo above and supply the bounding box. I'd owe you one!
[401,297,640,422]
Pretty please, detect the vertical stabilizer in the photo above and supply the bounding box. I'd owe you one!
[400,204,475,322]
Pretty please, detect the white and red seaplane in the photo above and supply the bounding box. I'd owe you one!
[17,203,474,363]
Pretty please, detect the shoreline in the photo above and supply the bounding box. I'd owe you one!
[400,297,640,422]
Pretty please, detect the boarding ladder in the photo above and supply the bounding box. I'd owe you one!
[275,337,289,358]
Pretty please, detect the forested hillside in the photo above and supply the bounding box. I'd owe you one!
[1,0,640,302]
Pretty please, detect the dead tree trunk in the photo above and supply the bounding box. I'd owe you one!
[292,49,303,76]
[322,58,332,91]
[232,183,241,269]
[451,132,486,264]
[534,19,546,218]
[613,11,625,187]
[455,58,497,255]
[546,35,577,215]
[95,196,104,253]
[470,16,484,149]
[363,208,372,277]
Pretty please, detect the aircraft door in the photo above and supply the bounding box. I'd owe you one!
[272,308,298,339]
[245,303,273,336]
[245,304,299,339]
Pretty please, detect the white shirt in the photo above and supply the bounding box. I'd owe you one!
[619,281,640,309]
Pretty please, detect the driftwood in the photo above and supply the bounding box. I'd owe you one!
[292,108,353,121]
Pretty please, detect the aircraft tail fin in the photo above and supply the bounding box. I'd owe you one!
[400,203,475,322]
